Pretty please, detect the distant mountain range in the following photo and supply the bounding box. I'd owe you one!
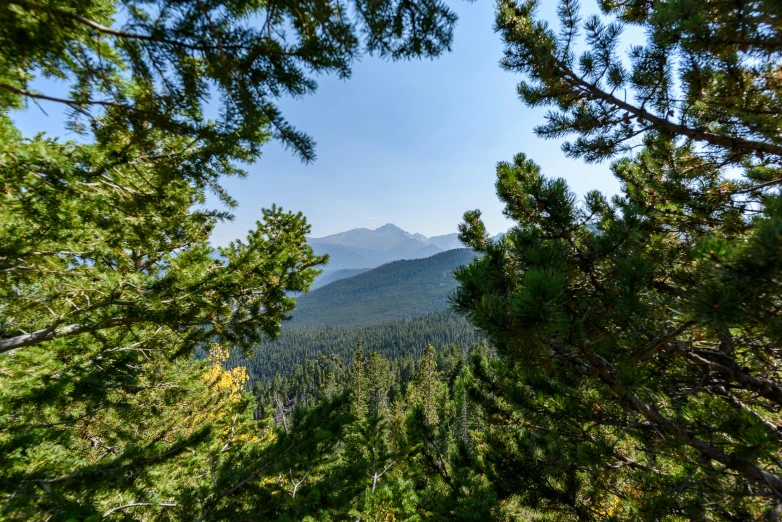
[307,224,449,270]
[307,223,502,271]
[291,248,477,327]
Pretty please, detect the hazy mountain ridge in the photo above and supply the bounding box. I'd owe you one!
[428,233,461,250]
[290,248,476,327]
[307,224,484,269]
[310,268,370,290]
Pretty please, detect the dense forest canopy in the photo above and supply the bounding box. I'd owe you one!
[2,0,782,520]
[235,309,483,382]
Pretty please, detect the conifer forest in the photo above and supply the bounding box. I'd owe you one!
[2,0,782,520]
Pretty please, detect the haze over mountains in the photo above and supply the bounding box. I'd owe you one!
[307,223,502,272]
[309,268,370,290]
[292,248,476,327]
[307,223,462,270]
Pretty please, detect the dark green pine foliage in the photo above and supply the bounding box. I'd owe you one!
[236,309,484,382]
[1,0,459,165]
[352,341,367,420]
[453,0,782,519]
[251,342,497,520]
[366,351,394,416]
[254,342,472,414]
[343,347,401,519]
[408,345,446,426]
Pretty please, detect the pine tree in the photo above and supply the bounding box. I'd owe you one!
[0,0,464,517]
[237,340,498,519]
[365,351,393,416]
[409,345,443,426]
[274,391,290,434]
[454,0,782,519]
[323,370,338,402]
[1,0,458,165]
[351,341,367,420]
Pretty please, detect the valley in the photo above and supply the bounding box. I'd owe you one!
[241,247,483,383]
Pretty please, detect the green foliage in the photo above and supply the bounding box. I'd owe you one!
[454,0,782,519]
[352,341,367,419]
[0,0,463,518]
[236,309,484,382]
[1,344,268,521]
[407,345,447,426]
[0,107,325,518]
[251,343,498,520]
[9,0,782,517]
[290,248,477,327]
[366,351,393,416]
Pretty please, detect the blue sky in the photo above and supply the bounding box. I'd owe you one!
[12,1,629,245]
[212,0,623,243]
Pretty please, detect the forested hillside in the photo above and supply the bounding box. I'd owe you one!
[310,268,370,290]
[242,249,481,385]
[253,343,469,414]
[246,343,499,520]
[291,249,476,326]
[236,310,483,382]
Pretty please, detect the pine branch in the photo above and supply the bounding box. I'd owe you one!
[0,82,127,109]
[11,0,255,53]
[103,502,177,517]
[578,342,782,496]
[559,69,782,158]
[0,318,138,354]
[672,346,782,407]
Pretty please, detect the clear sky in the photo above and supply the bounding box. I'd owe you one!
[11,1,627,245]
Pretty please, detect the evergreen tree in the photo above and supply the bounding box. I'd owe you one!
[323,370,338,402]
[351,341,367,420]
[1,0,458,165]
[236,309,483,382]
[245,340,499,519]
[0,0,464,517]
[408,345,444,426]
[454,0,782,519]
[366,351,393,416]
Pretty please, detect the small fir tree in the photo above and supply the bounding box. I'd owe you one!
[351,341,367,420]
[366,351,393,416]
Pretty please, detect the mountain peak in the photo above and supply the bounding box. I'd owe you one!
[375,223,405,233]
[411,232,431,245]
[305,224,485,270]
